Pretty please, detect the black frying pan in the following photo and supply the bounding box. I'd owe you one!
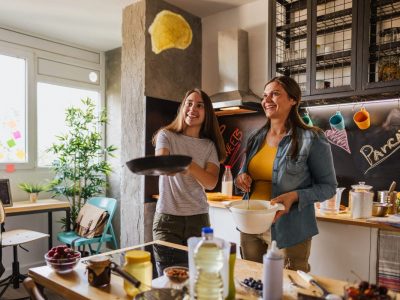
[126,155,192,176]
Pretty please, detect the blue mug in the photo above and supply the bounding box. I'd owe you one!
[329,111,345,130]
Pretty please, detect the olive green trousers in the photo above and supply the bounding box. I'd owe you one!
[153,212,210,246]
[240,231,311,272]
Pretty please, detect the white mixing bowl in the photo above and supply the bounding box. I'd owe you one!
[226,200,285,234]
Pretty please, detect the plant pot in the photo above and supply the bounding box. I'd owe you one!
[29,193,38,203]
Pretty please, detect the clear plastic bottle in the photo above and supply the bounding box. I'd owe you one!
[263,240,283,300]
[123,250,152,297]
[194,227,224,300]
[221,165,233,197]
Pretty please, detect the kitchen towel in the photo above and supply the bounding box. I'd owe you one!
[377,230,400,292]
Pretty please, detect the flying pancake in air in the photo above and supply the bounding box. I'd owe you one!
[148,10,193,54]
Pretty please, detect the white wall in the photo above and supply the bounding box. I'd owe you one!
[202,0,269,96]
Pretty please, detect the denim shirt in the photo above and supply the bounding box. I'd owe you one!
[239,126,337,249]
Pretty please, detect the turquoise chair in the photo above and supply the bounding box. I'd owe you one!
[57,197,118,255]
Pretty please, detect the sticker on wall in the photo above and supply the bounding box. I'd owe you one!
[13,131,21,139]
[15,150,25,160]
[6,139,16,148]
[6,120,17,128]
[148,10,193,54]
[5,164,15,173]
[325,128,351,154]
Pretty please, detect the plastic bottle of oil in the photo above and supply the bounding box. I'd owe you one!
[194,227,224,300]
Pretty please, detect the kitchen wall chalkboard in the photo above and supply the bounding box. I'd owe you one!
[218,100,400,204]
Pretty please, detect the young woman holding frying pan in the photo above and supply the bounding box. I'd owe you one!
[152,88,226,245]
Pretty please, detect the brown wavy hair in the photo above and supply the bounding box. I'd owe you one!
[153,88,226,162]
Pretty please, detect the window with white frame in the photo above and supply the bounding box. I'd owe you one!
[0,30,103,170]
[37,82,100,167]
[0,52,28,163]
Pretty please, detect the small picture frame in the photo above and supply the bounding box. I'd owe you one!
[0,179,13,207]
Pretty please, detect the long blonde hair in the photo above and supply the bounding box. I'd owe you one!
[153,88,227,162]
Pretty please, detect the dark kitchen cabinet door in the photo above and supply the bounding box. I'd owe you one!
[361,0,400,93]
[269,0,359,100]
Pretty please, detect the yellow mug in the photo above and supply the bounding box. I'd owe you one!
[353,107,370,130]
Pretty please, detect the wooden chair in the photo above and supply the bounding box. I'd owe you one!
[57,197,118,255]
[22,277,45,300]
[0,201,49,299]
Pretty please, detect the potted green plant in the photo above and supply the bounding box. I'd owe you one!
[47,98,117,229]
[18,183,48,203]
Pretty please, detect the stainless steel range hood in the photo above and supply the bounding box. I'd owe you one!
[211,29,262,116]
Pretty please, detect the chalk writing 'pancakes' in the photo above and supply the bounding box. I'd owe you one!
[324,128,351,154]
[360,129,400,174]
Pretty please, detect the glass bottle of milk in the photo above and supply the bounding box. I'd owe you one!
[221,165,233,197]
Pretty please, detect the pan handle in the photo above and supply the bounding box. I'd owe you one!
[110,262,141,288]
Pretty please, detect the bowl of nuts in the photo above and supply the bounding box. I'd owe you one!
[163,266,189,284]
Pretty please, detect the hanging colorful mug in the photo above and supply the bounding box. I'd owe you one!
[329,111,345,130]
[302,112,313,126]
[353,107,370,130]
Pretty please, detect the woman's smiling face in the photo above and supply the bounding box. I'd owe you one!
[182,92,205,128]
[262,81,296,120]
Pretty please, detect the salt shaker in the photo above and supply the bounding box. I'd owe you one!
[263,240,283,300]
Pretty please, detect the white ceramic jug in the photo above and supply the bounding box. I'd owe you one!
[320,187,345,214]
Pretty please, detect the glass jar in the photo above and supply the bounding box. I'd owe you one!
[123,250,152,297]
[349,182,374,219]
[87,256,111,287]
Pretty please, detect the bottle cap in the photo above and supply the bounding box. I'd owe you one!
[125,250,151,263]
[225,165,231,169]
[266,240,282,259]
[230,242,237,254]
[201,227,213,234]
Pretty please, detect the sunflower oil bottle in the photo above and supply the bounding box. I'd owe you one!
[194,227,224,300]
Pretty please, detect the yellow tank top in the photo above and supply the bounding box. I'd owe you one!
[247,143,277,200]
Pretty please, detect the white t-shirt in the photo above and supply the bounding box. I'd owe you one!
[155,129,220,216]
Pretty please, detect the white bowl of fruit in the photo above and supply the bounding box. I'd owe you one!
[45,245,81,274]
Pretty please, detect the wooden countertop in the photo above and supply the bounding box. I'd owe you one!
[29,240,351,299]
[316,211,400,232]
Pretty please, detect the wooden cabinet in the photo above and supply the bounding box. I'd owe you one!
[269,0,400,102]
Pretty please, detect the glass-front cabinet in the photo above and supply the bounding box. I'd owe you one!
[269,0,400,101]
[362,0,400,90]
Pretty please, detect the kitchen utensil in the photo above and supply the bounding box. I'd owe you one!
[134,289,186,300]
[349,182,374,219]
[225,200,284,234]
[288,274,306,289]
[297,271,342,300]
[110,262,188,300]
[320,187,345,215]
[372,202,392,217]
[126,155,192,176]
[377,190,389,203]
[388,181,396,195]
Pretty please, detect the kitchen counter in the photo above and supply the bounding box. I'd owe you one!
[29,240,353,299]
[208,199,400,232]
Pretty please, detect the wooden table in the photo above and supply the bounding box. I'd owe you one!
[5,199,71,250]
[29,240,350,300]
